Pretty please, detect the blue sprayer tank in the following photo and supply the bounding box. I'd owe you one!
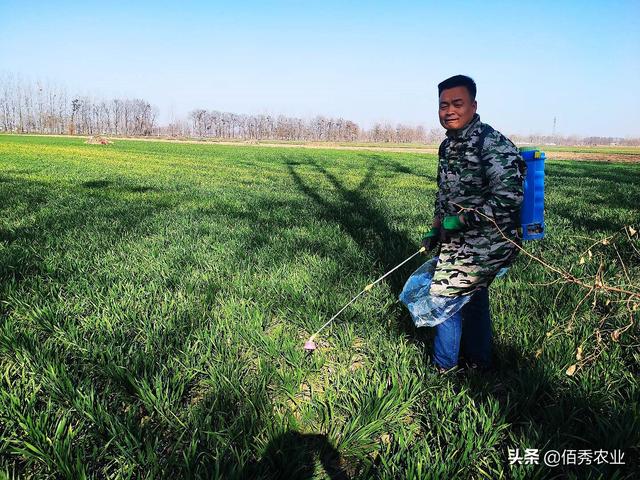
[519,147,545,240]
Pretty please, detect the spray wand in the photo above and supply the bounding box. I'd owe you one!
[304,246,426,352]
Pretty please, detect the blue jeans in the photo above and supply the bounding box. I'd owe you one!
[432,287,492,369]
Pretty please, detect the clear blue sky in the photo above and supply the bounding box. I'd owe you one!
[1,0,639,137]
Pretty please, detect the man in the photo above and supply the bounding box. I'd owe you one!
[422,75,526,372]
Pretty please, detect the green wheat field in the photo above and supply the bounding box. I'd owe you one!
[1,135,638,479]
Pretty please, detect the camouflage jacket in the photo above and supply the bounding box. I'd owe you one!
[430,114,526,296]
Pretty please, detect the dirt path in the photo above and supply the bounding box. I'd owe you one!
[542,151,640,163]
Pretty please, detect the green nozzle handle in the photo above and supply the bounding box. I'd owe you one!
[443,215,464,231]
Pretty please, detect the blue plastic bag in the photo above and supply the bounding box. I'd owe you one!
[399,257,511,328]
[399,257,472,328]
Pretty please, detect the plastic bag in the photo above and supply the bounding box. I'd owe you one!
[399,256,472,328]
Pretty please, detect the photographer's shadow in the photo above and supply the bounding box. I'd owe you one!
[242,431,350,480]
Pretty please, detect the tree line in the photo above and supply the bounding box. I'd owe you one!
[184,108,444,143]
[0,75,157,136]
[1,74,639,146]
[0,75,436,143]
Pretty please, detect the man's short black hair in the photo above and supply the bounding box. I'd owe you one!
[438,75,477,100]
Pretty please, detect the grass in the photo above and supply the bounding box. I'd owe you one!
[0,134,638,479]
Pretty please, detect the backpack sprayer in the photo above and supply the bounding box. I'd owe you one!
[519,147,546,240]
[304,146,546,352]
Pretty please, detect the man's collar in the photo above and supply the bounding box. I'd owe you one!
[446,113,481,139]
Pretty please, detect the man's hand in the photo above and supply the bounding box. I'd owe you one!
[421,227,440,252]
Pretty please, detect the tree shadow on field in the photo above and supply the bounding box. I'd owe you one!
[241,431,351,480]
[287,158,420,299]
[452,342,639,478]
[359,152,434,178]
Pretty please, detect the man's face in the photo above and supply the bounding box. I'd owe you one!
[438,86,477,131]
